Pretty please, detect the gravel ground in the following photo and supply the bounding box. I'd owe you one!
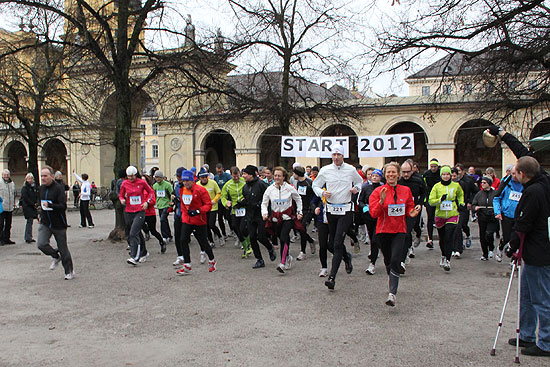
[0,209,547,366]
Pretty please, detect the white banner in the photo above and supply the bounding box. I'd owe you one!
[358,134,415,157]
[281,136,349,158]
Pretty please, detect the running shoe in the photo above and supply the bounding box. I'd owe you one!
[404,254,411,265]
[200,251,207,264]
[495,249,503,262]
[443,259,451,271]
[344,252,353,274]
[408,247,415,258]
[234,239,240,247]
[297,252,306,261]
[439,256,445,267]
[127,258,138,266]
[480,256,488,261]
[88,225,94,229]
[319,268,328,277]
[210,241,215,249]
[284,255,293,270]
[218,236,225,247]
[49,256,61,270]
[173,257,184,267]
[208,260,216,273]
[325,276,335,290]
[160,239,167,254]
[290,235,297,243]
[145,233,151,241]
[268,248,277,262]
[64,272,74,280]
[385,293,396,307]
[139,252,149,263]
[399,262,406,274]
[465,237,472,248]
[426,240,434,249]
[276,263,285,273]
[309,239,316,254]
[488,251,494,259]
[454,251,461,259]
[413,237,421,247]
[176,264,192,275]
[253,259,265,269]
[365,263,375,275]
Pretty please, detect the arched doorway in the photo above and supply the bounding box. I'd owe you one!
[203,129,236,169]
[5,141,27,186]
[384,121,429,171]
[43,138,68,177]
[454,120,502,175]
[320,124,359,167]
[530,118,550,170]
[259,127,295,168]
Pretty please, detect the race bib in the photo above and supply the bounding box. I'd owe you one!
[298,186,307,195]
[41,200,53,211]
[327,203,350,215]
[440,200,453,211]
[181,194,192,206]
[129,196,142,205]
[273,199,288,207]
[235,208,246,217]
[509,191,522,202]
[156,190,166,198]
[388,203,405,216]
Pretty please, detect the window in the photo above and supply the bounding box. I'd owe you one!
[463,83,473,95]
[422,86,430,96]
[152,123,158,135]
[141,145,145,158]
[152,144,158,158]
[442,85,452,95]
[140,124,146,134]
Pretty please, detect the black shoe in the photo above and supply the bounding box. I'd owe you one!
[509,338,536,348]
[521,345,550,357]
[253,259,265,269]
[325,276,335,290]
[160,242,167,254]
[4,240,15,245]
[269,248,277,262]
[426,241,434,249]
[344,252,353,274]
[25,239,36,243]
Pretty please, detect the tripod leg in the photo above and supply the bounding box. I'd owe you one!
[491,261,517,356]
[515,263,521,364]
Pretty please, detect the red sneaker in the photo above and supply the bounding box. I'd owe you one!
[208,260,216,273]
[176,264,192,275]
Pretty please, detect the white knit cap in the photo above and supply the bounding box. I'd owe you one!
[292,162,302,169]
[126,166,138,176]
[332,144,345,155]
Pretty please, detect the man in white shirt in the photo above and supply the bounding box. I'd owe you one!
[312,144,363,290]
[73,170,94,228]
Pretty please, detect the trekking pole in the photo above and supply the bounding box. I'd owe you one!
[513,233,525,364]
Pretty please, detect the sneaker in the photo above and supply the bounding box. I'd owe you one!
[268,248,277,262]
[297,252,306,261]
[443,259,451,271]
[365,263,375,275]
[208,260,216,273]
[413,237,421,247]
[173,257,184,267]
[78,225,85,228]
[454,251,461,259]
[399,262,406,274]
[284,255,293,270]
[209,241,215,249]
[426,240,434,249]
[521,345,550,357]
[451,251,457,258]
[385,293,396,307]
[276,263,285,273]
[353,241,360,254]
[160,239,167,254]
[127,258,138,266]
[344,252,353,274]
[508,338,536,348]
[404,254,411,265]
[496,248,503,261]
[480,256,488,261]
[290,235,297,243]
[138,252,149,263]
[200,251,207,264]
[319,268,328,277]
[465,237,472,248]
[64,272,74,280]
[49,256,62,270]
[325,276,335,290]
[440,256,445,267]
[176,264,192,275]
[234,239,240,247]
[488,251,494,259]
[253,259,265,269]
[219,237,226,247]
[145,233,151,241]
[88,225,94,229]
[496,254,502,262]
[309,239,316,254]
[408,247,415,258]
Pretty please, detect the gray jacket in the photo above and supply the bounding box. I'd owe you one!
[0,178,16,212]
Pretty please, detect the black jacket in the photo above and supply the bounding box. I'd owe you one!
[240,177,268,220]
[509,173,550,266]
[398,174,426,206]
[20,181,39,219]
[472,188,498,222]
[423,168,441,201]
[358,181,382,222]
[459,174,478,204]
[295,179,315,213]
[39,181,68,229]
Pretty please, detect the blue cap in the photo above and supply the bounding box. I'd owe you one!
[372,169,383,178]
[181,170,194,181]
[198,168,209,177]
[176,167,186,177]
[191,166,196,173]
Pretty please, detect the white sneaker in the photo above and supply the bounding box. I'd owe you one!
[290,235,297,243]
[440,256,445,267]
[276,263,285,273]
[234,239,240,247]
[127,258,138,266]
[319,268,328,277]
[488,251,494,259]
[413,237,421,247]
[64,272,74,280]
[443,259,451,271]
[454,252,461,259]
[385,293,396,307]
[219,236,225,247]
[480,256,488,261]
[284,255,293,270]
[139,252,149,263]
[451,251,457,258]
[173,257,184,267]
[366,263,375,275]
[49,256,62,270]
[297,252,306,261]
[309,240,316,254]
[404,254,411,265]
[496,248,503,262]
[176,264,192,275]
[200,251,207,264]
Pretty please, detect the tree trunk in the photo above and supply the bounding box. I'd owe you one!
[113,89,133,177]
[27,136,40,186]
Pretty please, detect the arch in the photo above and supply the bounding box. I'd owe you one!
[529,118,550,170]
[384,121,429,171]
[4,140,28,186]
[320,124,359,167]
[258,127,295,168]
[380,116,434,144]
[454,119,502,175]
[201,129,236,169]
[43,138,68,177]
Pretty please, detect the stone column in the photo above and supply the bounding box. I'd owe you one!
[194,149,206,169]
[427,143,456,167]
[501,143,517,175]
[236,148,260,168]
[360,157,385,170]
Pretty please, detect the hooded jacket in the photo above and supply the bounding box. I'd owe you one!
[369,183,415,234]
[220,177,246,215]
[180,183,212,226]
[493,175,523,219]
[428,181,464,218]
[0,178,16,212]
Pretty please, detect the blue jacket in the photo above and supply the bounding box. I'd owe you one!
[0,197,3,214]
[493,175,523,219]
[214,172,232,190]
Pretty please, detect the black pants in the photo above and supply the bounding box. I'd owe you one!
[0,210,13,242]
[124,211,147,260]
[378,233,406,295]
[478,218,498,258]
[232,214,247,242]
[79,200,94,227]
[174,215,183,257]
[413,207,422,238]
[274,219,293,264]
[144,215,164,246]
[207,211,222,243]
[402,216,416,262]
[247,217,273,260]
[327,211,353,279]
[365,218,379,265]
[217,205,230,236]
[425,204,436,241]
[180,223,214,264]
[37,224,73,275]
[452,209,470,254]
[437,223,456,261]
[158,207,172,239]
[499,215,514,250]
[300,210,314,253]
[317,221,350,269]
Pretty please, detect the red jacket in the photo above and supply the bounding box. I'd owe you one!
[119,178,155,213]
[145,183,157,216]
[180,183,212,226]
[369,183,415,234]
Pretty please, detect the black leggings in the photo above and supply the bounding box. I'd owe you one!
[499,215,514,250]
[478,218,498,258]
[378,233,406,295]
[452,209,470,254]
[437,222,457,260]
[327,211,354,279]
[174,215,183,257]
[144,215,163,246]
[274,220,293,264]
[232,215,247,242]
[180,223,214,264]
[248,218,273,260]
[425,204,436,241]
[317,221,350,269]
[365,218,379,265]
[300,211,315,252]
[207,211,222,242]
[217,205,231,236]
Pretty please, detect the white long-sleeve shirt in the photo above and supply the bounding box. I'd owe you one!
[261,182,303,220]
[312,162,363,205]
[74,172,91,201]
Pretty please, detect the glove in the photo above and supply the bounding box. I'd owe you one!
[458,204,466,212]
[505,246,515,258]
[187,209,200,217]
[440,194,447,202]
[487,124,502,136]
[362,205,369,213]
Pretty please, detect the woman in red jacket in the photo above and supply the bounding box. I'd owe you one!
[369,162,421,307]
[176,170,216,275]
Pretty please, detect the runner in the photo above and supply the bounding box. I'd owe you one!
[293,166,316,260]
[141,174,165,253]
[240,165,277,268]
[214,163,233,238]
[423,159,441,249]
[221,167,250,253]
[153,170,174,243]
[73,170,94,228]
[358,168,383,275]
[472,176,498,261]
[171,167,186,267]
[312,144,363,290]
[428,166,464,271]
[119,166,155,265]
[198,168,224,251]
[369,162,421,306]
[453,163,478,255]
[175,170,216,275]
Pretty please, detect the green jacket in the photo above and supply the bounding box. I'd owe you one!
[428,181,464,218]
[153,180,174,209]
[221,177,245,214]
